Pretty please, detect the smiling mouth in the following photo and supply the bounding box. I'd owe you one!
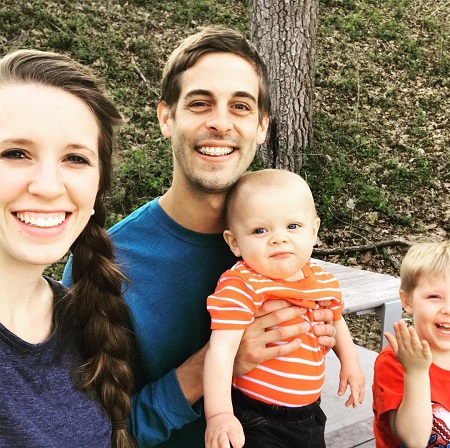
[196,146,235,156]
[436,323,450,334]
[15,212,67,228]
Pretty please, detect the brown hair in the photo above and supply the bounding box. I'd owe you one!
[0,49,136,448]
[161,25,270,122]
[400,241,450,295]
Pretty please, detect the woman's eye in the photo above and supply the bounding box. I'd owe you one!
[1,149,26,159]
[65,154,90,165]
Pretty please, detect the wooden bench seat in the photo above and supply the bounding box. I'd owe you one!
[313,258,402,348]
[313,258,401,446]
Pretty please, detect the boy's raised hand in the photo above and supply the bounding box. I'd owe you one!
[384,320,432,373]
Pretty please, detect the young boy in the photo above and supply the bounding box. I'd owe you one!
[204,169,365,448]
[373,241,450,448]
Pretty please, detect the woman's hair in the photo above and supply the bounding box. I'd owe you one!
[400,241,450,295]
[0,49,137,448]
[161,25,271,122]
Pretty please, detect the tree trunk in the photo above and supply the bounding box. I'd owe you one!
[250,0,318,171]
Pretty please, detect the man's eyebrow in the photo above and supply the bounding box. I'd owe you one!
[183,89,257,104]
[233,91,257,103]
[184,89,213,100]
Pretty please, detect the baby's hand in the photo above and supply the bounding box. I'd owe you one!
[205,413,245,448]
[384,320,432,374]
[338,361,365,408]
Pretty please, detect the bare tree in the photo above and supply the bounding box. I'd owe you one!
[250,0,319,171]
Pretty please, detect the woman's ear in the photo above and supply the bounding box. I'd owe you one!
[223,230,241,257]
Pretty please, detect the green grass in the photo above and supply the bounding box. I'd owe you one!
[1,0,448,259]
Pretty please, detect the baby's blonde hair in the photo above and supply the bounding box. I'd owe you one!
[400,241,450,295]
[225,169,317,228]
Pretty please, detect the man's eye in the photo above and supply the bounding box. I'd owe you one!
[233,103,250,112]
[189,101,209,108]
[253,228,267,234]
[1,149,26,159]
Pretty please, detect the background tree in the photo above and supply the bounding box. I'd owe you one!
[249,0,319,171]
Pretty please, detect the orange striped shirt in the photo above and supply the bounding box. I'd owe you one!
[207,260,343,407]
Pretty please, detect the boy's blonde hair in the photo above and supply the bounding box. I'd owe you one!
[400,241,450,295]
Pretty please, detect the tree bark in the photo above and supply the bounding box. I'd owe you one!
[250,0,318,171]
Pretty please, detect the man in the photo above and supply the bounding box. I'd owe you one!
[64,25,336,447]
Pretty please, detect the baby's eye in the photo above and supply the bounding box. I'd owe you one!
[1,149,27,159]
[253,228,267,234]
[287,223,300,230]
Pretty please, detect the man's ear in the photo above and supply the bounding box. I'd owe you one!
[223,230,242,257]
[400,289,413,315]
[256,114,269,145]
[157,101,172,138]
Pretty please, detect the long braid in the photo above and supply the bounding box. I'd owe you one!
[0,49,138,447]
[69,199,137,448]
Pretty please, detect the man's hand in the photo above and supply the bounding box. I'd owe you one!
[234,300,336,376]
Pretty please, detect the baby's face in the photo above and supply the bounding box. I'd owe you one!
[227,184,320,281]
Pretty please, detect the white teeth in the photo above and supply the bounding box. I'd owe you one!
[197,146,234,156]
[16,212,66,228]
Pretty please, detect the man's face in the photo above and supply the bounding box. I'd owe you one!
[158,52,268,194]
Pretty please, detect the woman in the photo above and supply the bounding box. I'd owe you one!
[0,49,136,447]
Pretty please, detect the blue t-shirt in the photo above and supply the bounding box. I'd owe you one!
[64,198,236,447]
[0,277,111,447]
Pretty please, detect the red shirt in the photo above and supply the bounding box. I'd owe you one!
[373,345,450,447]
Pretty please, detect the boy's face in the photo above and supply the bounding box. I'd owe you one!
[401,273,450,356]
[224,183,320,281]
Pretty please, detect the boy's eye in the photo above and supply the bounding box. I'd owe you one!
[253,228,267,234]
[1,149,27,159]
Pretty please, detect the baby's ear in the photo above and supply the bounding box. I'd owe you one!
[400,289,413,315]
[223,230,241,257]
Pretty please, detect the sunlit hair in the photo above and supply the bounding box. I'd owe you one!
[160,25,270,122]
[225,169,317,228]
[0,49,137,448]
[400,241,450,295]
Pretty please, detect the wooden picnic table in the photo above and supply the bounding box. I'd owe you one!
[313,258,402,447]
[314,258,402,349]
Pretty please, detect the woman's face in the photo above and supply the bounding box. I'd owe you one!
[0,83,100,269]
